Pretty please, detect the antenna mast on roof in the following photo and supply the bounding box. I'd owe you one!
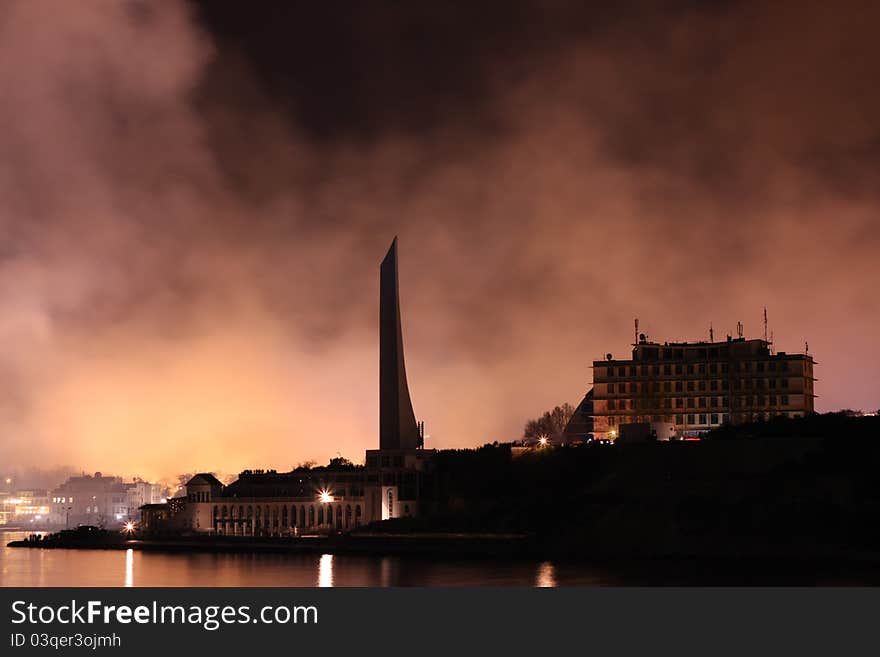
[763,307,768,342]
[709,323,714,342]
[737,321,743,339]
[634,318,639,344]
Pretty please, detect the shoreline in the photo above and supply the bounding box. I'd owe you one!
[9,532,880,567]
[6,532,539,559]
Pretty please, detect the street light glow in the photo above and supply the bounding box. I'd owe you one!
[319,490,334,504]
[123,521,136,534]
[538,436,548,446]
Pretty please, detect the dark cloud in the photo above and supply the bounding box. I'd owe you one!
[0,0,877,479]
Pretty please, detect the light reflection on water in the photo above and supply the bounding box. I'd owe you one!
[535,561,557,587]
[125,548,134,587]
[7,530,878,586]
[1,531,586,587]
[318,554,333,587]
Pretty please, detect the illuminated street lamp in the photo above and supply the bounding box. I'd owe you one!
[319,490,334,504]
[538,436,549,447]
[123,521,136,535]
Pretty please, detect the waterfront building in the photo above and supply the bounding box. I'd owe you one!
[0,489,51,525]
[125,481,165,519]
[591,334,817,441]
[144,238,436,536]
[50,472,156,528]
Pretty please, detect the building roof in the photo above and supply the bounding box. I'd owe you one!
[186,473,224,487]
[563,388,594,441]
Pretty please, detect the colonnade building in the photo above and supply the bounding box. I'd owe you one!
[591,334,817,440]
[141,238,435,536]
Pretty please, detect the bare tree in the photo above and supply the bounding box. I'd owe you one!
[523,403,576,442]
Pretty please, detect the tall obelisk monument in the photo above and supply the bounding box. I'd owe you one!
[379,237,421,450]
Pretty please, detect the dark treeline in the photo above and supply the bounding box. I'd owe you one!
[369,413,880,558]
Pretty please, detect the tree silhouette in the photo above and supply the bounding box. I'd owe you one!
[523,403,576,443]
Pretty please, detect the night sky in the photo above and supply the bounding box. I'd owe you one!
[1,0,878,480]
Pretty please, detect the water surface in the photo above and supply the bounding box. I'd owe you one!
[4,530,880,586]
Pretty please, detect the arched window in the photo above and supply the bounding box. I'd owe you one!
[221,505,228,519]
[308,505,315,527]
[317,507,324,525]
[336,506,342,528]
[282,506,288,526]
[246,506,253,518]
[299,506,305,527]
[355,505,362,527]
[345,505,352,529]
[213,506,219,523]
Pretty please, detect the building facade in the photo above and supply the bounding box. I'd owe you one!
[161,456,434,537]
[0,490,51,526]
[126,481,165,519]
[592,336,816,440]
[50,473,164,528]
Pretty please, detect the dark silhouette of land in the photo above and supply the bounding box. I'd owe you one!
[11,413,880,563]
[377,412,880,560]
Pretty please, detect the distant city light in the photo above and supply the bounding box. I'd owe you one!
[609,430,618,439]
[538,436,548,446]
[319,490,334,504]
[4,477,10,484]
[123,522,136,534]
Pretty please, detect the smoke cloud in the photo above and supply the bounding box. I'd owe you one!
[0,0,877,480]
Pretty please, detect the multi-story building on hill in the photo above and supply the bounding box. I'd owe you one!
[591,335,816,440]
